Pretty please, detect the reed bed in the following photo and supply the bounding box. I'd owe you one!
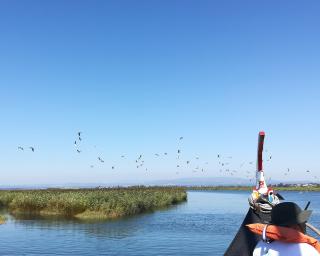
[0,187,187,220]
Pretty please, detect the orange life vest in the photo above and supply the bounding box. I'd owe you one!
[246,223,320,253]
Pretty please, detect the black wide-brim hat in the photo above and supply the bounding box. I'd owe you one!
[271,202,312,226]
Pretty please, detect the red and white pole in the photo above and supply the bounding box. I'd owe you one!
[255,131,268,194]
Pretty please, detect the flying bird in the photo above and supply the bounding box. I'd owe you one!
[18,146,24,151]
[77,149,81,153]
[77,132,82,141]
[29,147,35,152]
[179,137,183,140]
[98,157,104,163]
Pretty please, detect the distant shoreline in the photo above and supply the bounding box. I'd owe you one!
[184,185,320,192]
[1,185,319,192]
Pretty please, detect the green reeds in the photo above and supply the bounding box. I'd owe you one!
[0,187,187,220]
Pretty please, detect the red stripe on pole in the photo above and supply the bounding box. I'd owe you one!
[257,131,265,171]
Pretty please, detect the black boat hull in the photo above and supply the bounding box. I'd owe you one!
[224,208,271,256]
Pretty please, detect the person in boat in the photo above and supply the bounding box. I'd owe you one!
[249,202,320,256]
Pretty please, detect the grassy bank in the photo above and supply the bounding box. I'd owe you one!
[0,215,5,224]
[0,187,187,220]
[185,185,320,192]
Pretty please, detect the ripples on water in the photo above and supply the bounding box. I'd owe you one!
[0,191,319,255]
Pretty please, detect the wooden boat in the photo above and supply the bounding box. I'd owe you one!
[225,131,320,255]
[224,131,282,255]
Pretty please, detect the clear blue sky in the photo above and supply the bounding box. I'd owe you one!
[1,0,319,185]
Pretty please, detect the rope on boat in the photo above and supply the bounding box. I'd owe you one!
[248,193,280,214]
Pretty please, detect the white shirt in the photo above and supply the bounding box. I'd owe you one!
[253,240,320,256]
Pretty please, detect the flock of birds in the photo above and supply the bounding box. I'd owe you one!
[17,132,318,182]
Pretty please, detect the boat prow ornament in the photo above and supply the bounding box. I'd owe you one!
[248,131,281,214]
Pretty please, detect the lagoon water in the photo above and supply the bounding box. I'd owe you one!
[1,191,320,255]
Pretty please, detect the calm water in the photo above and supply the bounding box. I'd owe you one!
[1,191,320,255]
